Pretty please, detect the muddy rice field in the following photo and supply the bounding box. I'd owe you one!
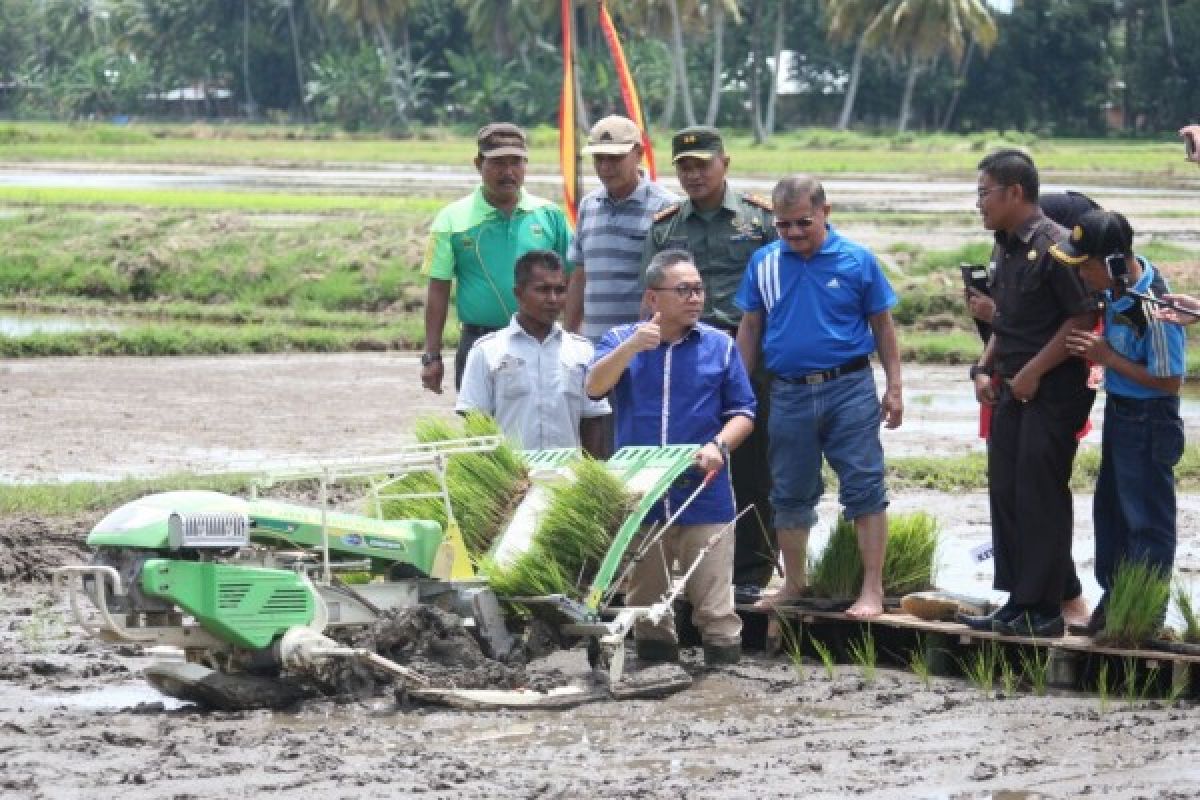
[2,355,1200,798]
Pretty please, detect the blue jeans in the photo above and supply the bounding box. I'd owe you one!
[768,367,887,530]
[1094,393,1183,590]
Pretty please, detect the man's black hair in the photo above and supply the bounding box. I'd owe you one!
[977,148,1039,203]
[514,249,563,287]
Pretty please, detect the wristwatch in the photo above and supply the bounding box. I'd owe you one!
[709,438,730,465]
[420,352,442,367]
[968,364,992,380]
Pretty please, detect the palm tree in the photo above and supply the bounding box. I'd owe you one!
[825,0,889,131]
[323,0,415,122]
[703,0,740,126]
[863,0,998,132]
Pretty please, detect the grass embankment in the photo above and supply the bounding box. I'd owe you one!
[0,207,434,354]
[0,122,1193,178]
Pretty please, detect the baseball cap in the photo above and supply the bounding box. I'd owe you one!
[671,126,724,163]
[1039,191,1101,230]
[582,115,642,155]
[477,123,528,158]
[1049,210,1134,266]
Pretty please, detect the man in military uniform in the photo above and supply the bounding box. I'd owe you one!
[641,126,777,591]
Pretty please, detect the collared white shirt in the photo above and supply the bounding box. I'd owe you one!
[456,316,611,450]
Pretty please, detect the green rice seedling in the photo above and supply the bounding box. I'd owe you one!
[1017,646,1050,697]
[907,634,934,689]
[847,626,878,684]
[1097,661,1111,713]
[480,549,573,597]
[1000,656,1019,696]
[1099,561,1172,648]
[882,512,939,595]
[959,641,999,695]
[484,456,633,598]
[1173,581,1200,644]
[777,616,806,680]
[381,414,530,558]
[810,634,837,680]
[1121,656,1148,709]
[809,516,862,599]
[809,513,938,598]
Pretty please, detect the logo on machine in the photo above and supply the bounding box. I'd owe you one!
[341,534,364,547]
[365,537,406,551]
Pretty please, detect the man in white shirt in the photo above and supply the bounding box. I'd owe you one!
[457,250,610,456]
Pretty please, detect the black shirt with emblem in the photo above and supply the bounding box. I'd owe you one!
[988,210,1095,377]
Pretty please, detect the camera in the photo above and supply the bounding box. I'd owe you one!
[1105,253,1130,287]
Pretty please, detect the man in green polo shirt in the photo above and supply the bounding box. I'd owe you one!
[641,126,777,593]
[421,122,572,393]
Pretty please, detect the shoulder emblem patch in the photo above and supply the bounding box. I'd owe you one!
[653,204,681,223]
[742,193,773,213]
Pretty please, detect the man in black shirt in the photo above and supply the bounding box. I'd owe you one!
[960,150,1097,637]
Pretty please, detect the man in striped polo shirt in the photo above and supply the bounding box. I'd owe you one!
[566,116,675,342]
[565,115,675,457]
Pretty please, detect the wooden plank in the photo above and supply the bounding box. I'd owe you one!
[738,605,1200,666]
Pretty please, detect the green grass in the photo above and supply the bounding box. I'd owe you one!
[959,641,1000,695]
[1018,647,1050,697]
[0,472,257,515]
[1098,561,1172,648]
[777,617,807,681]
[810,634,837,680]
[0,122,1193,179]
[0,320,426,356]
[808,513,938,599]
[0,186,448,214]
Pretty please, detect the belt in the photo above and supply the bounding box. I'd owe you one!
[461,323,502,337]
[778,356,870,386]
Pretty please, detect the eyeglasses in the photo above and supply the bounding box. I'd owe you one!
[650,283,706,299]
[774,217,816,231]
[976,185,1010,200]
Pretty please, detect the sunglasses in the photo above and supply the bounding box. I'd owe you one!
[650,283,706,300]
[774,217,816,231]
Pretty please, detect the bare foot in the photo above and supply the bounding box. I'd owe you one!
[1062,594,1091,628]
[846,589,884,620]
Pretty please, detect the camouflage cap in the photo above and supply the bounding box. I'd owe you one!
[671,126,724,163]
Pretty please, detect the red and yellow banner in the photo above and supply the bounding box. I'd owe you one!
[598,0,657,181]
[559,0,580,227]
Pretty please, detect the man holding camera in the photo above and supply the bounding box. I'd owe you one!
[1052,211,1187,635]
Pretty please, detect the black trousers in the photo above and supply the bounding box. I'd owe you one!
[454,323,502,390]
[731,365,776,588]
[988,360,1094,609]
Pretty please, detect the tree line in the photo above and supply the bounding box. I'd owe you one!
[0,0,1194,137]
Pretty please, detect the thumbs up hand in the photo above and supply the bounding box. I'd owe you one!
[629,312,662,352]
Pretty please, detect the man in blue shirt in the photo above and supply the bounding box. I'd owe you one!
[735,175,903,620]
[587,250,756,665]
[1053,210,1187,635]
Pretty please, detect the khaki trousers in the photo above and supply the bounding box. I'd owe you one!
[626,523,742,648]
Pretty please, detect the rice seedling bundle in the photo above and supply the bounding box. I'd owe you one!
[485,457,635,599]
[1173,582,1200,644]
[808,512,939,598]
[379,413,529,558]
[1098,561,1171,648]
